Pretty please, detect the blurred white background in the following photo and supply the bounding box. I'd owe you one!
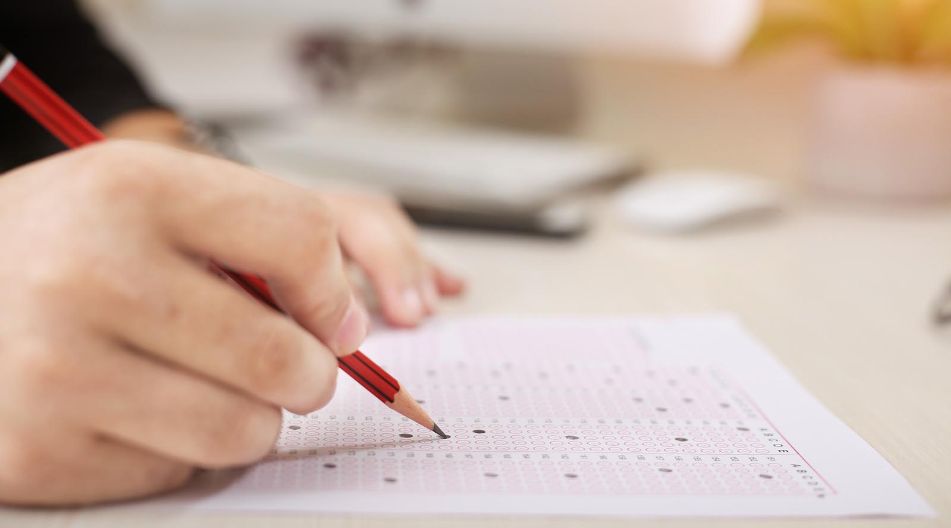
[80,0,822,187]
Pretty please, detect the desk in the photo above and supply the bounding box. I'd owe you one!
[4,197,950,528]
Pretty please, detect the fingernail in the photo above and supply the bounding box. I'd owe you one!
[334,296,369,355]
[421,279,438,312]
[402,288,424,320]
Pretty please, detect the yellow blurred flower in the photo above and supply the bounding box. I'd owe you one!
[745,0,951,66]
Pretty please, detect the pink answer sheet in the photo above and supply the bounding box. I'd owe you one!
[165,315,933,518]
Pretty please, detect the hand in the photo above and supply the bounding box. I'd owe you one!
[0,141,368,506]
[102,111,466,327]
[321,190,465,327]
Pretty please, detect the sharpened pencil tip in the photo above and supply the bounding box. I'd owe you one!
[432,423,449,439]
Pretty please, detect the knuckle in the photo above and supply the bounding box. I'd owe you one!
[201,403,281,467]
[87,262,151,313]
[25,253,143,317]
[243,323,302,397]
[10,344,65,397]
[75,141,163,202]
[293,201,338,257]
[24,257,84,300]
[23,256,133,325]
[103,282,154,319]
[300,192,336,225]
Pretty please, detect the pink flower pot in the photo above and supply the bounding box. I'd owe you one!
[809,66,951,201]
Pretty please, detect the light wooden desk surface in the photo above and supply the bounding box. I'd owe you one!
[3,196,950,528]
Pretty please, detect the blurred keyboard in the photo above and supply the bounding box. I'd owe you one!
[232,113,638,236]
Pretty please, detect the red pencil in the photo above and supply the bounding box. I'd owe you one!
[0,45,446,439]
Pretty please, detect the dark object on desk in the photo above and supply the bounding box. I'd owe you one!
[404,200,589,239]
[933,280,951,326]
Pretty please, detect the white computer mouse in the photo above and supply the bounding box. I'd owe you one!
[615,170,782,233]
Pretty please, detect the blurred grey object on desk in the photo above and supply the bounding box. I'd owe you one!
[230,114,637,237]
[82,0,762,237]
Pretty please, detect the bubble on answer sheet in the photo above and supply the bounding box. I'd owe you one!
[323,463,336,469]
[485,472,498,478]
[473,429,486,434]
[384,477,397,483]
[288,425,300,430]
[564,473,578,479]
[565,435,579,440]
[399,433,413,438]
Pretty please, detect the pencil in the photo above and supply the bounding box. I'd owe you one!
[0,44,447,439]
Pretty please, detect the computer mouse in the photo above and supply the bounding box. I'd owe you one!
[615,170,782,233]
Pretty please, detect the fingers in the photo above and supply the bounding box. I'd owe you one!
[102,253,339,414]
[360,257,466,328]
[0,431,192,507]
[124,144,367,356]
[359,241,429,328]
[328,192,465,326]
[433,264,466,296]
[64,340,284,469]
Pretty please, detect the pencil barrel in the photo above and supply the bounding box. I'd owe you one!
[338,352,400,403]
[0,59,104,148]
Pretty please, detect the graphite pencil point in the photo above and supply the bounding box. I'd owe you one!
[432,423,449,439]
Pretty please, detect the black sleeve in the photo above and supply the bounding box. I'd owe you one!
[0,0,166,172]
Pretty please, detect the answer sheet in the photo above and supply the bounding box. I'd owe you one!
[173,315,933,517]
